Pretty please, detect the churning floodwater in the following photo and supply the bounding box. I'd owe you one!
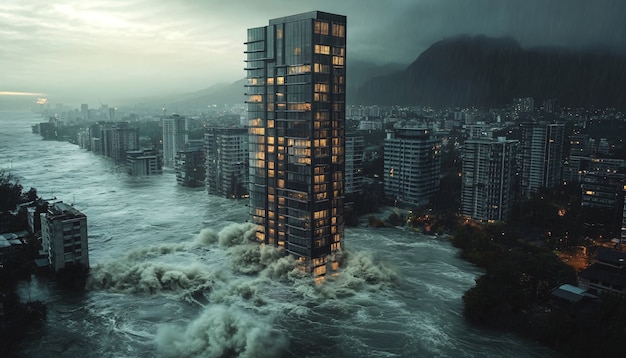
[1,110,557,357]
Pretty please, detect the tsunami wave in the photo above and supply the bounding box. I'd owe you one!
[87,222,400,357]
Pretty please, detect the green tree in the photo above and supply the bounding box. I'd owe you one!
[0,170,23,212]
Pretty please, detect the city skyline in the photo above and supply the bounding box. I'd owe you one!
[1,0,625,105]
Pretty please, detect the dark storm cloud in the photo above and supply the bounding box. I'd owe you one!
[0,0,623,103]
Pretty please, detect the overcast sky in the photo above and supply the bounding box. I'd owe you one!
[1,0,624,105]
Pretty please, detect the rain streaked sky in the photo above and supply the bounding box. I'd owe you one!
[1,0,624,105]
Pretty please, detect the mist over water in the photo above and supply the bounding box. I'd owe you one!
[1,111,557,357]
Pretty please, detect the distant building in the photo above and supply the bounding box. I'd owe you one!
[464,123,493,139]
[462,137,518,222]
[345,133,364,195]
[205,127,248,198]
[622,188,626,244]
[579,247,626,296]
[384,128,442,207]
[513,97,534,113]
[175,149,205,187]
[162,114,188,167]
[357,118,383,131]
[520,121,564,196]
[40,202,89,272]
[80,104,89,121]
[581,172,626,209]
[100,122,140,161]
[0,232,26,268]
[127,149,163,176]
[542,98,559,114]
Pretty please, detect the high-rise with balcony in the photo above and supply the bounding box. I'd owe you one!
[246,11,346,277]
[520,121,564,196]
[162,114,188,167]
[461,137,519,222]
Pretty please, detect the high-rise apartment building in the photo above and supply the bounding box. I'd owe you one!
[345,133,364,195]
[384,128,442,207]
[80,104,89,121]
[162,114,188,167]
[205,127,249,198]
[100,122,140,161]
[40,202,89,272]
[246,11,346,277]
[520,122,564,196]
[462,137,518,222]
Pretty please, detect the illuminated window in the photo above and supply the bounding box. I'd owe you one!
[293,47,301,55]
[314,44,331,55]
[267,78,274,85]
[332,24,345,37]
[277,77,284,85]
[332,56,344,66]
[276,28,283,39]
[314,83,329,92]
[248,94,262,102]
[314,21,329,35]
[314,265,327,276]
[314,63,329,73]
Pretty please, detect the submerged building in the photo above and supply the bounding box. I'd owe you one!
[205,127,249,198]
[127,149,163,176]
[162,114,188,167]
[40,202,89,272]
[245,11,347,277]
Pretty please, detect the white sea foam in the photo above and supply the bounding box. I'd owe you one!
[156,305,288,358]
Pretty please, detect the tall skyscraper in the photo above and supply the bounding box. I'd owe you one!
[162,114,188,167]
[520,121,565,196]
[461,137,518,222]
[384,128,442,207]
[246,11,346,277]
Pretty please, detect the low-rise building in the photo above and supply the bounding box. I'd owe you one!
[40,202,89,272]
[578,247,626,296]
[175,149,205,187]
[127,149,163,176]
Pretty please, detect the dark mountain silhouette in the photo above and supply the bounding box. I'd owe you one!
[127,59,405,111]
[129,79,247,111]
[356,35,626,109]
[346,59,406,103]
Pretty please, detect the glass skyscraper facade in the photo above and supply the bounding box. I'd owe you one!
[245,11,346,277]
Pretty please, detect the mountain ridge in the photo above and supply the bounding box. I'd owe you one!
[356,35,626,109]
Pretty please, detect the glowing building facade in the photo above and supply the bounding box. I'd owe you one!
[246,11,346,276]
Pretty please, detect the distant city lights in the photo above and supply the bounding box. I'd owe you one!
[0,91,46,96]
